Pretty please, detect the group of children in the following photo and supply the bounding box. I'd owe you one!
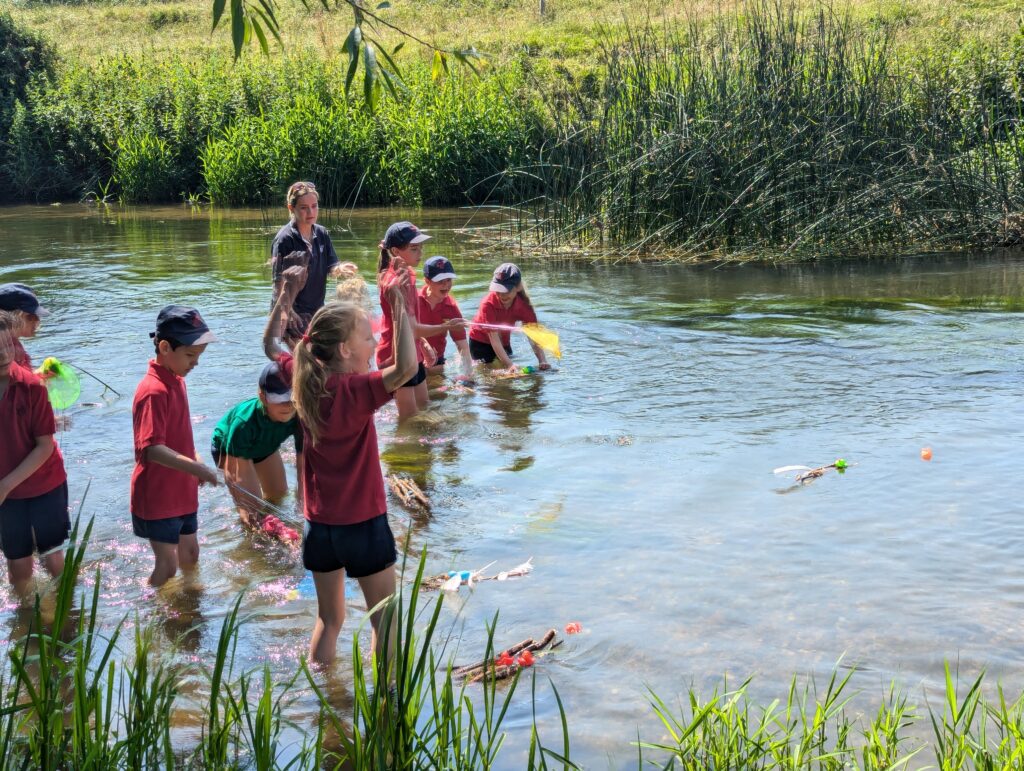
[0,180,553,666]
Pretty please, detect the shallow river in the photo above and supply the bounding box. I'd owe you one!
[1,205,1022,767]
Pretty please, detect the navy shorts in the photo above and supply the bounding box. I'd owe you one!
[302,514,397,577]
[210,442,272,468]
[401,362,427,388]
[469,338,513,364]
[0,481,70,560]
[132,513,198,545]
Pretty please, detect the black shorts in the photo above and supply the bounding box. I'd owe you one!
[132,513,198,545]
[302,514,396,577]
[0,481,70,560]
[210,442,273,468]
[401,362,427,388]
[469,338,513,364]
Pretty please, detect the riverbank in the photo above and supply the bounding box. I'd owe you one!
[1,1,1022,258]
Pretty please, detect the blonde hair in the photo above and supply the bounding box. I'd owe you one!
[0,310,16,337]
[286,181,319,212]
[334,262,368,306]
[292,302,365,446]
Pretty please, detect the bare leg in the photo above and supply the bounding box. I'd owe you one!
[310,568,347,666]
[413,381,429,410]
[356,564,397,664]
[223,454,262,526]
[41,550,65,578]
[7,556,33,588]
[393,387,420,422]
[177,533,199,570]
[149,541,179,587]
[254,452,288,502]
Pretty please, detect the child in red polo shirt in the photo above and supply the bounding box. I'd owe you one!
[469,263,552,372]
[264,263,418,666]
[376,222,465,421]
[0,311,69,590]
[0,283,51,369]
[418,256,472,380]
[131,306,220,587]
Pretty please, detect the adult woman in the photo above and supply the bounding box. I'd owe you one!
[270,182,344,341]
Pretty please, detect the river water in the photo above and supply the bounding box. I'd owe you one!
[1,205,1022,767]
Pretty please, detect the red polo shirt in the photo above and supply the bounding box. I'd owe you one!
[130,360,198,520]
[469,292,538,348]
[417,287,466,363]
[0,363,66,499]
[375,265,424,368]
[278,354,392,525]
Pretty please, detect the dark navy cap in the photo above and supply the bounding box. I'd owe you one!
[0,283,49,317]
[489,263,522,293]
[150,305,217,346]
[383,221,430,249]
[423,256,457,282]
[259,361,292,404]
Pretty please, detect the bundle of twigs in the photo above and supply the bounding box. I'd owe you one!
[387,475,431,513]
[453,630,560,683]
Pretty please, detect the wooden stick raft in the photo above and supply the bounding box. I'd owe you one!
[387,475,431,514]
[453,630,560,683]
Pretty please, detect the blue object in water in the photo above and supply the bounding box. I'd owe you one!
[297,573,316,599]
[447,570,473,582]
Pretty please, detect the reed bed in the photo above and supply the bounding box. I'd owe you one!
[501,0,1024,259]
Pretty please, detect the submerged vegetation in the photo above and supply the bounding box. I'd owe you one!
[6,518,1024,767]
[1,0,1023,258]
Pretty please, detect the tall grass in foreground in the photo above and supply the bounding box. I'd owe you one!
[4,519,1024,768]
[504,0,1024,259]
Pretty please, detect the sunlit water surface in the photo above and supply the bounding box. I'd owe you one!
[1,205,1022,767]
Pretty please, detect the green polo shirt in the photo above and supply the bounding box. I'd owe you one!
[211,398,303,461]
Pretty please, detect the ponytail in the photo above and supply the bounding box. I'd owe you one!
[291,303,364,446]
[377,245,391,274]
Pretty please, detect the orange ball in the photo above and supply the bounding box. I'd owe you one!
[920,447,932,461]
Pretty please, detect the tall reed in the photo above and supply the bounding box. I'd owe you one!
[507,0,1024,258]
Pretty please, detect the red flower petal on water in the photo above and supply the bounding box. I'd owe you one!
[517,650,534,667]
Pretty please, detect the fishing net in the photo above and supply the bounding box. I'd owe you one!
[521,323,562,359]
[38,357,81,410]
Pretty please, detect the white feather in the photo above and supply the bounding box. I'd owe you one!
[773,465,813,475]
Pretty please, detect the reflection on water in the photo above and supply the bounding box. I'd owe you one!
[1,205,1023,767]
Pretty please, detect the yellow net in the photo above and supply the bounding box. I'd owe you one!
[521,323,561,359]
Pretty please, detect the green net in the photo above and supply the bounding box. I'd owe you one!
[38,357,81,410]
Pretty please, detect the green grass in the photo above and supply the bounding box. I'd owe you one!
[6,0,1021,73]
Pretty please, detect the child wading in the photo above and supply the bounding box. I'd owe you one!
[265,265,417,666]
[0,311,70,590]
[376,222,465,420]
[211,361,303,528]
[418,256,472,380]
[131,306,220,587]
[0,283,50,369]
[469,263,551,372]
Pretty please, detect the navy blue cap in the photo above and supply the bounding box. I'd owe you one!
[150,305,217,346]
[0,283,49,317]
[383,221,430,249]
[259,361,292,404]
[489,263,522,293]
[423,256,457,282]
